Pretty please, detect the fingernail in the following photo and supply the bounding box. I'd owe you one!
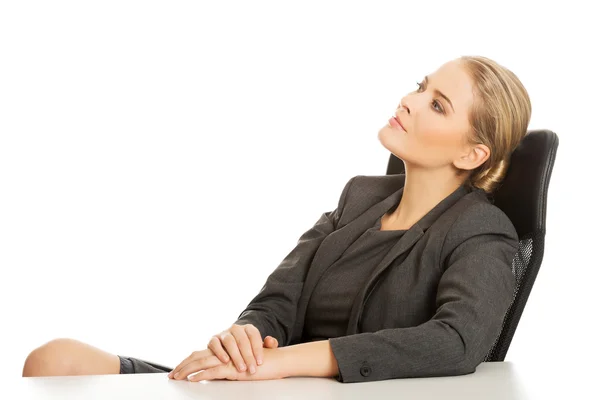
[240,364,246,371]
[249,365,256,374]
[174,372,179,378]
[257,358,263,365]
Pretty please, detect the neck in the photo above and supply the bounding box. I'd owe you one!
[389,165,466,228]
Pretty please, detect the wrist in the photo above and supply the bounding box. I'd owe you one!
[276,340,339,378]
[259,347,289,380]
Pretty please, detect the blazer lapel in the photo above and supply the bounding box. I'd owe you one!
[288,175,471,344]
[290,181,407,344]
[345,183,470,335]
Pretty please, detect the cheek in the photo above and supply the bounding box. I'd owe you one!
[416,118,462,149]
[420,132,456,151]
[411,120,466,166]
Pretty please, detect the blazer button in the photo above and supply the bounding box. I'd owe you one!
[360,365,372,377]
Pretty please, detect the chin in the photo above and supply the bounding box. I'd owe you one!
[378,127,406,156]
[377,124,396,143]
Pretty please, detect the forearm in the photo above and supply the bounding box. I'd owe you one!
[273,340,339,379]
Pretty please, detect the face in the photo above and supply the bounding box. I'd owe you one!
[378,59,484,171]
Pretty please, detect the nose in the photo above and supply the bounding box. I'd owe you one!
[398,101,410,115]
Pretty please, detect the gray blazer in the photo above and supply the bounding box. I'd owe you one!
[235,174,518,383]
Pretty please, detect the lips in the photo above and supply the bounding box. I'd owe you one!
[394,115,406,131]
[388,115,406,132]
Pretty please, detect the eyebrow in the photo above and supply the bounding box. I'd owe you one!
[424,76,455,113]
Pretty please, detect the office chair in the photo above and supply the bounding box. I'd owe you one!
[385,129,559,362]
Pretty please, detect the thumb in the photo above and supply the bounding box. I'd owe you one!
[263,336,279,348]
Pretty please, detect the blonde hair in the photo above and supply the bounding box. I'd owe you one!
[458,56,532,194]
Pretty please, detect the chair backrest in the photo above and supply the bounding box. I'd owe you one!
[385,129,559,361]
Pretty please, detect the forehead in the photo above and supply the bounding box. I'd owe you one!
[429,60,474,113]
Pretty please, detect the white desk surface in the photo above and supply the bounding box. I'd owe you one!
[12,361,594,399]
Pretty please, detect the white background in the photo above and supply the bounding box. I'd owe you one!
[1,0,598,387]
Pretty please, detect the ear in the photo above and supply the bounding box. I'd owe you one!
[453,143,490,171]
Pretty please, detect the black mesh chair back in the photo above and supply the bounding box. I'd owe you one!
[385,129,559,361]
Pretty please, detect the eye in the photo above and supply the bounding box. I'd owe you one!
[415,81,445,114]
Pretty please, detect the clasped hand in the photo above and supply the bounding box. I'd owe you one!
[168,323,280,382]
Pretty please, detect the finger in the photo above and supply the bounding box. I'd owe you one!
[172,355,222,380]
[232,327,257,374]
[176,355,222,380]
[263,336,275,348]
[168,349,212,379]
[220,331,247,373]
[188,364,230,382]
[264,336,279,348]
[168,351,200,378]
[245,325,264,366]
[207,336,230,364]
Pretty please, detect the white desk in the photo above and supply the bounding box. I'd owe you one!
[12,361,591,399]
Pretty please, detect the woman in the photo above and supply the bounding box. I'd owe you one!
[22,55,531,383]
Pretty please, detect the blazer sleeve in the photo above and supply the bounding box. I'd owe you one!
[233,176,356,346]
[328,201,519,383]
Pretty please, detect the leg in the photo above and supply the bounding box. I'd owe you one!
[22,338,121,377]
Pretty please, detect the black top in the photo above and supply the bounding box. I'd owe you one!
[304,216,406,341]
